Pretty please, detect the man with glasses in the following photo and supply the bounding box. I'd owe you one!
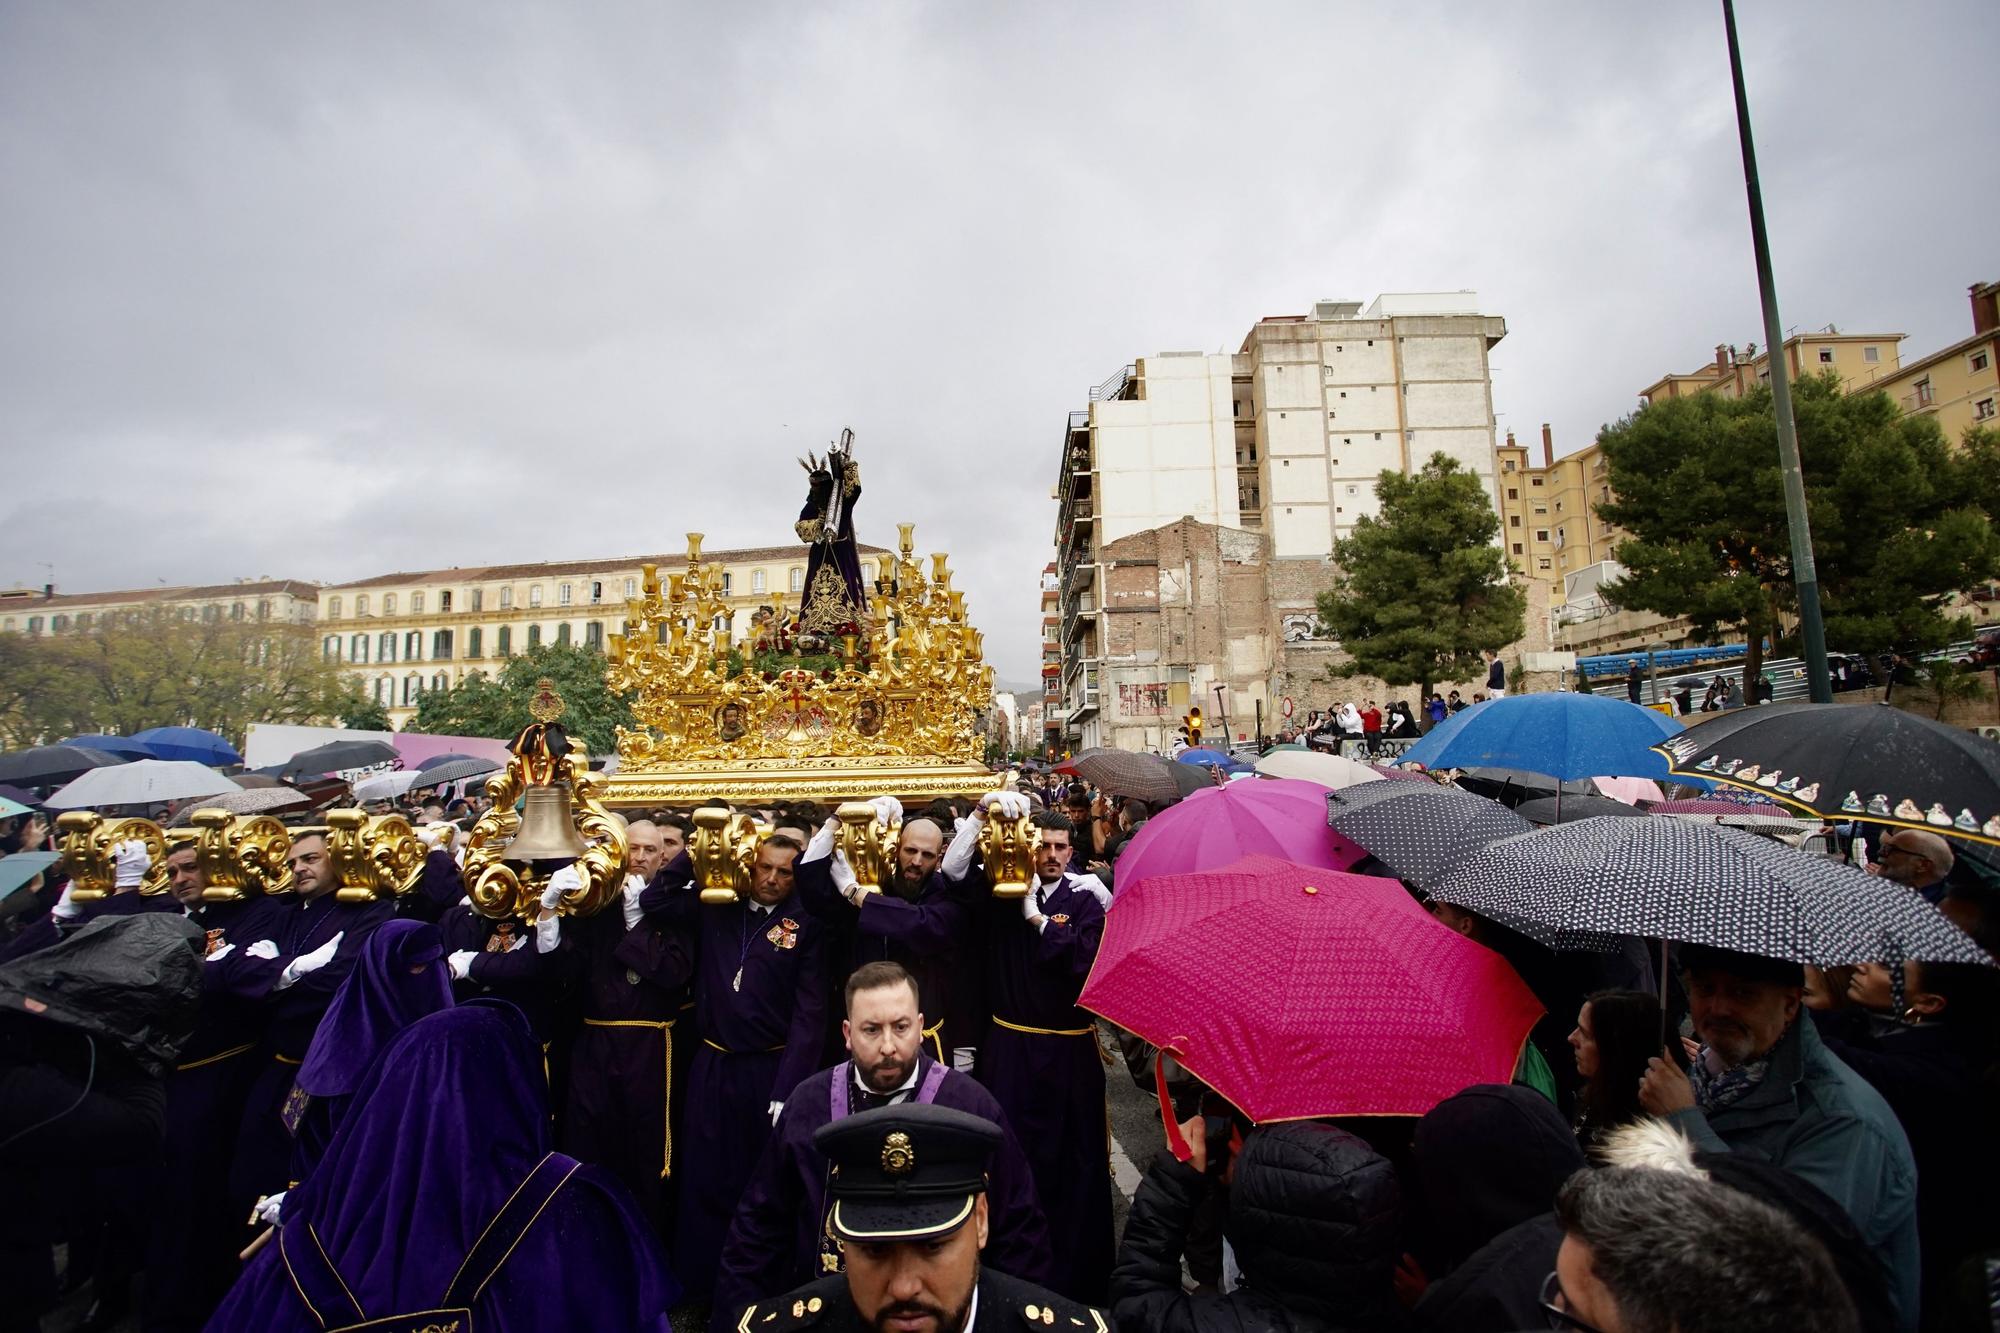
[1868,828,1955,906]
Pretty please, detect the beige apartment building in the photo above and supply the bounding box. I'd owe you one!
[1869,280,2000,444]
[319,543,888,727]
[0,579,320,635]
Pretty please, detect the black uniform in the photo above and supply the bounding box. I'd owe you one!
[732,1268,1108,1332]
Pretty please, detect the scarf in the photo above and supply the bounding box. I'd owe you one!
[1690,1046,1771,1113]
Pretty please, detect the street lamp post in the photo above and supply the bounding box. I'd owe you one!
[1722,0,1833,704]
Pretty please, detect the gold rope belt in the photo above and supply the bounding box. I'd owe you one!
[177,1041,255,1072]
[702,1038,786,1054]
[274,1053,303,1066]
[991,1014,1093,1038]
[583,1018,677,1179]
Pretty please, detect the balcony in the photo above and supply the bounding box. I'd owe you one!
[1903,384,1935,412]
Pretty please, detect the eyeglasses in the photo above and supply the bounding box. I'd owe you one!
[1539,1271,1608,1333]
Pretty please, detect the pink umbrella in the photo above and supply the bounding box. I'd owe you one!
[1080,854,1546,1125]
[1113,778,1367,896]
[1593,775,1664,804]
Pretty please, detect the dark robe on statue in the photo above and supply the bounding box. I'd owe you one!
[642,870,830,1302]
[285,920,454,1186]
[712,1053,1052,1326]
[559,858,696,1242]
[792,855,982,1062]
[977,872,1114,1305]
[206,1004,678,1332]
[141,893,291,1333]
[793,441,869,635]
[225,891,393,1208]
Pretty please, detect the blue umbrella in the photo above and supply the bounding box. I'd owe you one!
[63,734,157,760]
[1395,693,1682,782]
[130,725,243,766]
[1177,748,1238,769]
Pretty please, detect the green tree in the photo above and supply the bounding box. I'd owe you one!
[1597,375,2000,697]
[0,610,358,749]
[1314,453,1527,703]
[336,691,394,732]
[405,643,634,756]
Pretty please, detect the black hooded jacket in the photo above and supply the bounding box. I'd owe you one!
[1409,1084,1584,1277]
[1110,1122,1407,1333]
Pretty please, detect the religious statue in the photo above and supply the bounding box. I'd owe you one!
[794,428,869,636]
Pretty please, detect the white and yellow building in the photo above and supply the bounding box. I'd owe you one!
[0,578,320,635]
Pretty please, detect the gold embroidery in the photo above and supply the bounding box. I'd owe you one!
[881,1130,915,1176]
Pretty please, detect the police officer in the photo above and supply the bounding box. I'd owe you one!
[734,1103,1106,1333]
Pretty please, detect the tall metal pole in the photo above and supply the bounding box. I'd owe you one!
[1723,0,1832,703]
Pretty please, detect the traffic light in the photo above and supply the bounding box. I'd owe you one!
[1184,707,1203,747]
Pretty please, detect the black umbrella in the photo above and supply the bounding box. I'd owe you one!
[0,744,131,787]
[1429,816,1992,967]
[1071,751,1182,807]
[1516,794,1645,825]
[1655,702,2000,847]
[1325,784,1532,890]
[1451,766,1597,807]
[278,738,399,778]
[413,756,505,787]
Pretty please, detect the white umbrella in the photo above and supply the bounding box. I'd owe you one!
[1253,748,1384,789]
[46,760,240,810]
[352,770,424,803]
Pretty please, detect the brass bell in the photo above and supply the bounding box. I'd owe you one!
[505,784,589,863]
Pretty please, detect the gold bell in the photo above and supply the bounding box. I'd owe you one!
[505,784,589,863]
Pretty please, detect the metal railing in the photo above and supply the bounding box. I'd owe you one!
[1089,365,1136,402]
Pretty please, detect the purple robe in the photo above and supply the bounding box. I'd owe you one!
[225,891,393,1206]
[712,1053,1052,1325]
[438,903,574,1040]
[976,874,1113,1304]
[645,871,828,1301]
[792,856,982,1060]
[0,884,181,963]
[287,919,454,1184]
[206,1004,677,1332]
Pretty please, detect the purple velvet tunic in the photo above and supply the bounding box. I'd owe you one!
[976,873,1114,1304]
[644,871,829,1300]
[206,1005,678,1332]
[711,1053,1054,1325]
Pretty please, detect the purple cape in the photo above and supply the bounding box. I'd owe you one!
[207,1004,679,1332]
[295,919,453,1098]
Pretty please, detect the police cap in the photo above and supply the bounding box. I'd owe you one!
[813,1102,1001,1243]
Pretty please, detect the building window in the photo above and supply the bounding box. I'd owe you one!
[1914,378,1934,407]
[1509,515,1521,528]
[26,616,42,633]
[401,675,418,705]
[529,585,543,608]
[384,593,397,614]
[556,622,572,647]
[355,594,369,615]
[590,581,603,604]
[470,588,483,612]
[1531,477,1544,487]
[500,586,513,609]
[404,631,421,660]
[1972,351,1992,374]
[1506,487,1518,500]
[1818,347,1834,364]
[467,627,483,658]
[322,636,339,661]
[350,634,367,663]
[558,583,572,606]
[51,614,70,631]
[379,631,395,662]
[624,577,637,598]
[1863,346,1880,363]
[1512,543,1524,555]
[1537,558,1552,571]
[412,592,425,613]
[328,597,342,619]
[257,600,270,620]
[527,624,542,649]
[721,573,732,595]
[585,621,603,650]
[786,567,803,593]
[432,671,448,692]
[1535,529,1550,542]
[1976,398,1997,422]
[76,613,92,628]
[497,626,512,656]
[432,629,453,659]
[373,676,388,703]
[440,590,452,613]
[752,569,766,594]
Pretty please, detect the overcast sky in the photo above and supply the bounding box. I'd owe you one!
[2,2,1993,683]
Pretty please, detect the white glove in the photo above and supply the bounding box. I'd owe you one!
[416,823,444,851]
[278,931,344,989]
[534,914,560,954]
[540,879,570,913]
[244,938,280,961]
[1021,892,1042,927]
[830,851,861,902]
[51,882,82,922]
[940,811,983,883]
[252,1191,285,1226]
[868,795,903,830]
[448,949,476,981]
[206,941,236,962]
[767,1100,784,1126]
[621,872,646,930]
[112,839,151,889]
[981,791,1030,821]
[803,817,839,865]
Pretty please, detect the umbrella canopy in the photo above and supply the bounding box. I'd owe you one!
[168,785,313,824]
[1369,763,1434,783]
[1429,816,1993,967]
[1325,784,1533,890]
[63,734,156,760]
[1593,775,1665,805]
[1079,855,1546,1120]
[410,756,504,786]
[131,726,242,766]
[0,794,31,819]
[0,784,40,809]
[1177,748,1236,769]
[1646,797,1781,816]
[1071,751,1182,807]
[352,770,424,803]
[1253,748,1384,790]
[1397,693,1683,781]
[1654,702,2000,847]
[0,851,63,896]
[1114,778,1367,895]
[1452,767,1597,806]
[1516,794,1645,825]
[279,738,400,778]
[46,760,240,810]
[0,745,131,787]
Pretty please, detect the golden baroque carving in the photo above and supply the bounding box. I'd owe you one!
[55,811,170,901]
